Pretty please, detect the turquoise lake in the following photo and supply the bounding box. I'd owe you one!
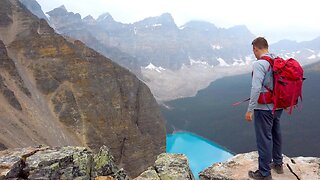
[166,132,234,179]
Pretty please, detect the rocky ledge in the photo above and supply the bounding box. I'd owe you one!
[134,153,194,180]
[1,148,318,180]
[199,151,320,180]
[0,145,128,180]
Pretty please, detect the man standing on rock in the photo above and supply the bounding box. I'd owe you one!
[245,37,284,180]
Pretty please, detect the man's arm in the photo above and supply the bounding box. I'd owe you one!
[247,61,266,113]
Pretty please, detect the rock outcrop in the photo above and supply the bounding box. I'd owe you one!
[134,153,195,180]
[0,145,128,179]
[0,0,166,177]
[199,151,320,180]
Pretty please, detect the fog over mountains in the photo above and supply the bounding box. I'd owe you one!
[21,0,320,101]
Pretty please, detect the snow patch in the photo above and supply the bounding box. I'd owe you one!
[217,58,230,67]
[190,58,210,66]
[152,24,162,27]
[306,48,315,53]
[211,44,222,50]
[189,58,215,68]
[100,13,112,21]
[284,53,295,59]
[145,63,166,73]
[145,24,163,28]
[232,58,246,66]
[133,27,137,35]
[308,54,316,59]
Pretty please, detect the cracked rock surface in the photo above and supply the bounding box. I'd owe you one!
[199,151,320,180]
[134,153,195,180]
[0,145,128,180]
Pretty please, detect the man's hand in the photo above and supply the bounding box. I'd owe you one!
[245,112,253,122]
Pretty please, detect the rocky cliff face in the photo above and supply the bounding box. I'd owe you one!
[199,151,320,180]
[0,145,128,179]
[0,0,165,177]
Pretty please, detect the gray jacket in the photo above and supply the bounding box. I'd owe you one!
[247,53,276,112]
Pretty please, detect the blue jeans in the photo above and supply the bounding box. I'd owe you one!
[254,109,283,177]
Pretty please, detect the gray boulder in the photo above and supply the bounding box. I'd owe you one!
[135,153,194,180]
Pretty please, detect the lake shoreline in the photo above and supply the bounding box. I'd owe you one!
[167,131,236,155]
[166,131,234,179]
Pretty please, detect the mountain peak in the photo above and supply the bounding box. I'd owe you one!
[228,25,250,32]
[84,15,94,20]
[159,13,174,20]
[135,13,177,28]
[58,5,67,11]
[47,5,68,16]
[83,15,96,24]
[180,21,218,31]
[227,25,254,37]
[97,12,114,22]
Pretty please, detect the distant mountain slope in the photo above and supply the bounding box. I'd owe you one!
[0,0,165,177]
[270,37,320,65]
[46,7,256,70]
[162,62,320,157]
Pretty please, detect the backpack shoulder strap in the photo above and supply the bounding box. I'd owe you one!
[260,56,274,71]
[260,56,274,66]
[259,56,274,93]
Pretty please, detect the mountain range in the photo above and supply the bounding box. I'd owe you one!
[20,0,320,101]
[0,0,165,177]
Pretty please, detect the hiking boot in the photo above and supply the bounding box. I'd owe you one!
[248,170,272,180]
[270,162,284,174]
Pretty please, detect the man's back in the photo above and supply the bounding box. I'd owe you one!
[247,53,276,113]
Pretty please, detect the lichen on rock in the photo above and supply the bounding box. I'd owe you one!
[0,145,129,180]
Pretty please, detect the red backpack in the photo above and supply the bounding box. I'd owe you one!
[258,56,304,114]
[233,56,305,115]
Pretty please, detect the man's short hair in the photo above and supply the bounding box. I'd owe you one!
[252,37,269,49]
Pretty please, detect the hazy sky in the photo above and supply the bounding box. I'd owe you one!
[37,0,320,43]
